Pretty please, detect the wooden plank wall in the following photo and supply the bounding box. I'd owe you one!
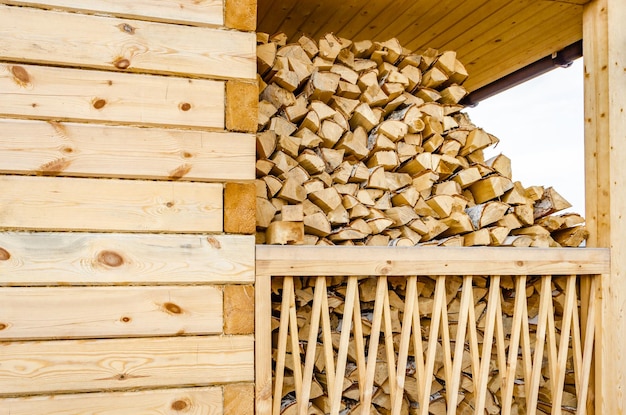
[0,1,257,413]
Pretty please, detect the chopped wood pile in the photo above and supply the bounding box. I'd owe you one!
[256,32,588,247]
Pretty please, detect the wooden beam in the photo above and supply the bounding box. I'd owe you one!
[256,246,610,277]
[226,81,259,133]
[0,119,254,181]
[583,0,626,413]
[0,336,254,395]
[255,268,273,415]
[224,384,254,415]
[224,182,256,234]
[223,285,254,335]
[1,0,224,27]
[0,233,254,285]
[0,386,223,415]
[0,4,255,80]
[0,176,222,233]
[0,63,225,129]
[0,286,222,340]
[224,0,257,31]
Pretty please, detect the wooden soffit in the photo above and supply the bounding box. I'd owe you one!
[257,0,588,92]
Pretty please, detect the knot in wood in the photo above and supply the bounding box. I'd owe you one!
[179,102,192,112]
[97,250,124,267]
[164,302,182,314]
[10,65,30,85]
[120,316,132,323]
[113,58,131,70]
[92,98,107,110]
[516,260,524,267]
[0,247,10,261]
[0,323,7,331]
[171,399,191,411]
[206,236,222,249]
[118,23,136,34]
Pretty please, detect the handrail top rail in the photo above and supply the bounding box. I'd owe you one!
[256,245,610,277]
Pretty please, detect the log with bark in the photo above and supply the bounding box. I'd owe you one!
[255,33,587,248]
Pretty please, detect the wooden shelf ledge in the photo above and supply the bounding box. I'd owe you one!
[256,245,609,277]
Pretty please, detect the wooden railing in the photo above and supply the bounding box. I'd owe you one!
[256,246,609,415]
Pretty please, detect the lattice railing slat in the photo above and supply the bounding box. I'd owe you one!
[446,275,473,414]
[578,277,597,415]
[393,276,417,415]
[475,275,501,413]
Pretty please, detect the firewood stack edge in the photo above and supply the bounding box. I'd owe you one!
[256,32,588,247]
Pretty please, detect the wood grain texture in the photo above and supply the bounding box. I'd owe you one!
[0,286,223,340]
[223,285,254,335]
[223,384,254,415]
[255,269,273,415]
[226,81,259,133]
[0,336,254,396]
[0,119,254,181]
[224,182,256,234]
[0,4,255,80]
[0,386,223,415]
[0,176,222,233]
[0,232,254,285]
[256,246,610,277]
[2,0,224,27]
[0,64,224,130]
[224,0,257,31]
[583,0,626,412]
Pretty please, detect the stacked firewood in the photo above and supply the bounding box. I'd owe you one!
[272,276,579,415]
[256,32,588,247]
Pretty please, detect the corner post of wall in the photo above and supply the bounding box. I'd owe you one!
[583,0,626,413]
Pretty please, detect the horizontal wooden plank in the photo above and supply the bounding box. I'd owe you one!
[0,286,223,340]
[256,246,610,276]
[0,233,254,286]
[0,386,223,415]
[0,336,254,396]
[2,0,224,27]
[0,119,255,181]
[0,63,224,129]
[0,176,222,233]
[0,4,255,80]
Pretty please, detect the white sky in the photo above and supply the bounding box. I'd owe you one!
[465,58,585,216]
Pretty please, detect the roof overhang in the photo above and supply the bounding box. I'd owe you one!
[258,0,588,100]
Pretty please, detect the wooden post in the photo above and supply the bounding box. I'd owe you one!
[583,0,626,413]
[255,264,273,415]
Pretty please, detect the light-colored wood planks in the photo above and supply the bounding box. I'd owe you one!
[256,246,610,277]
[2,0,224,27]
[0,335,254,396]
[0,119,254,181]
[0,233,254,285]
[0,175,222,233]
[0,386,223,415]
[0,4,255,80]
[0,64,224,129]
[0,286,223,340]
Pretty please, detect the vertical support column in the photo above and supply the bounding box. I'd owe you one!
[255,265,273,415]
[583,0,626,413]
